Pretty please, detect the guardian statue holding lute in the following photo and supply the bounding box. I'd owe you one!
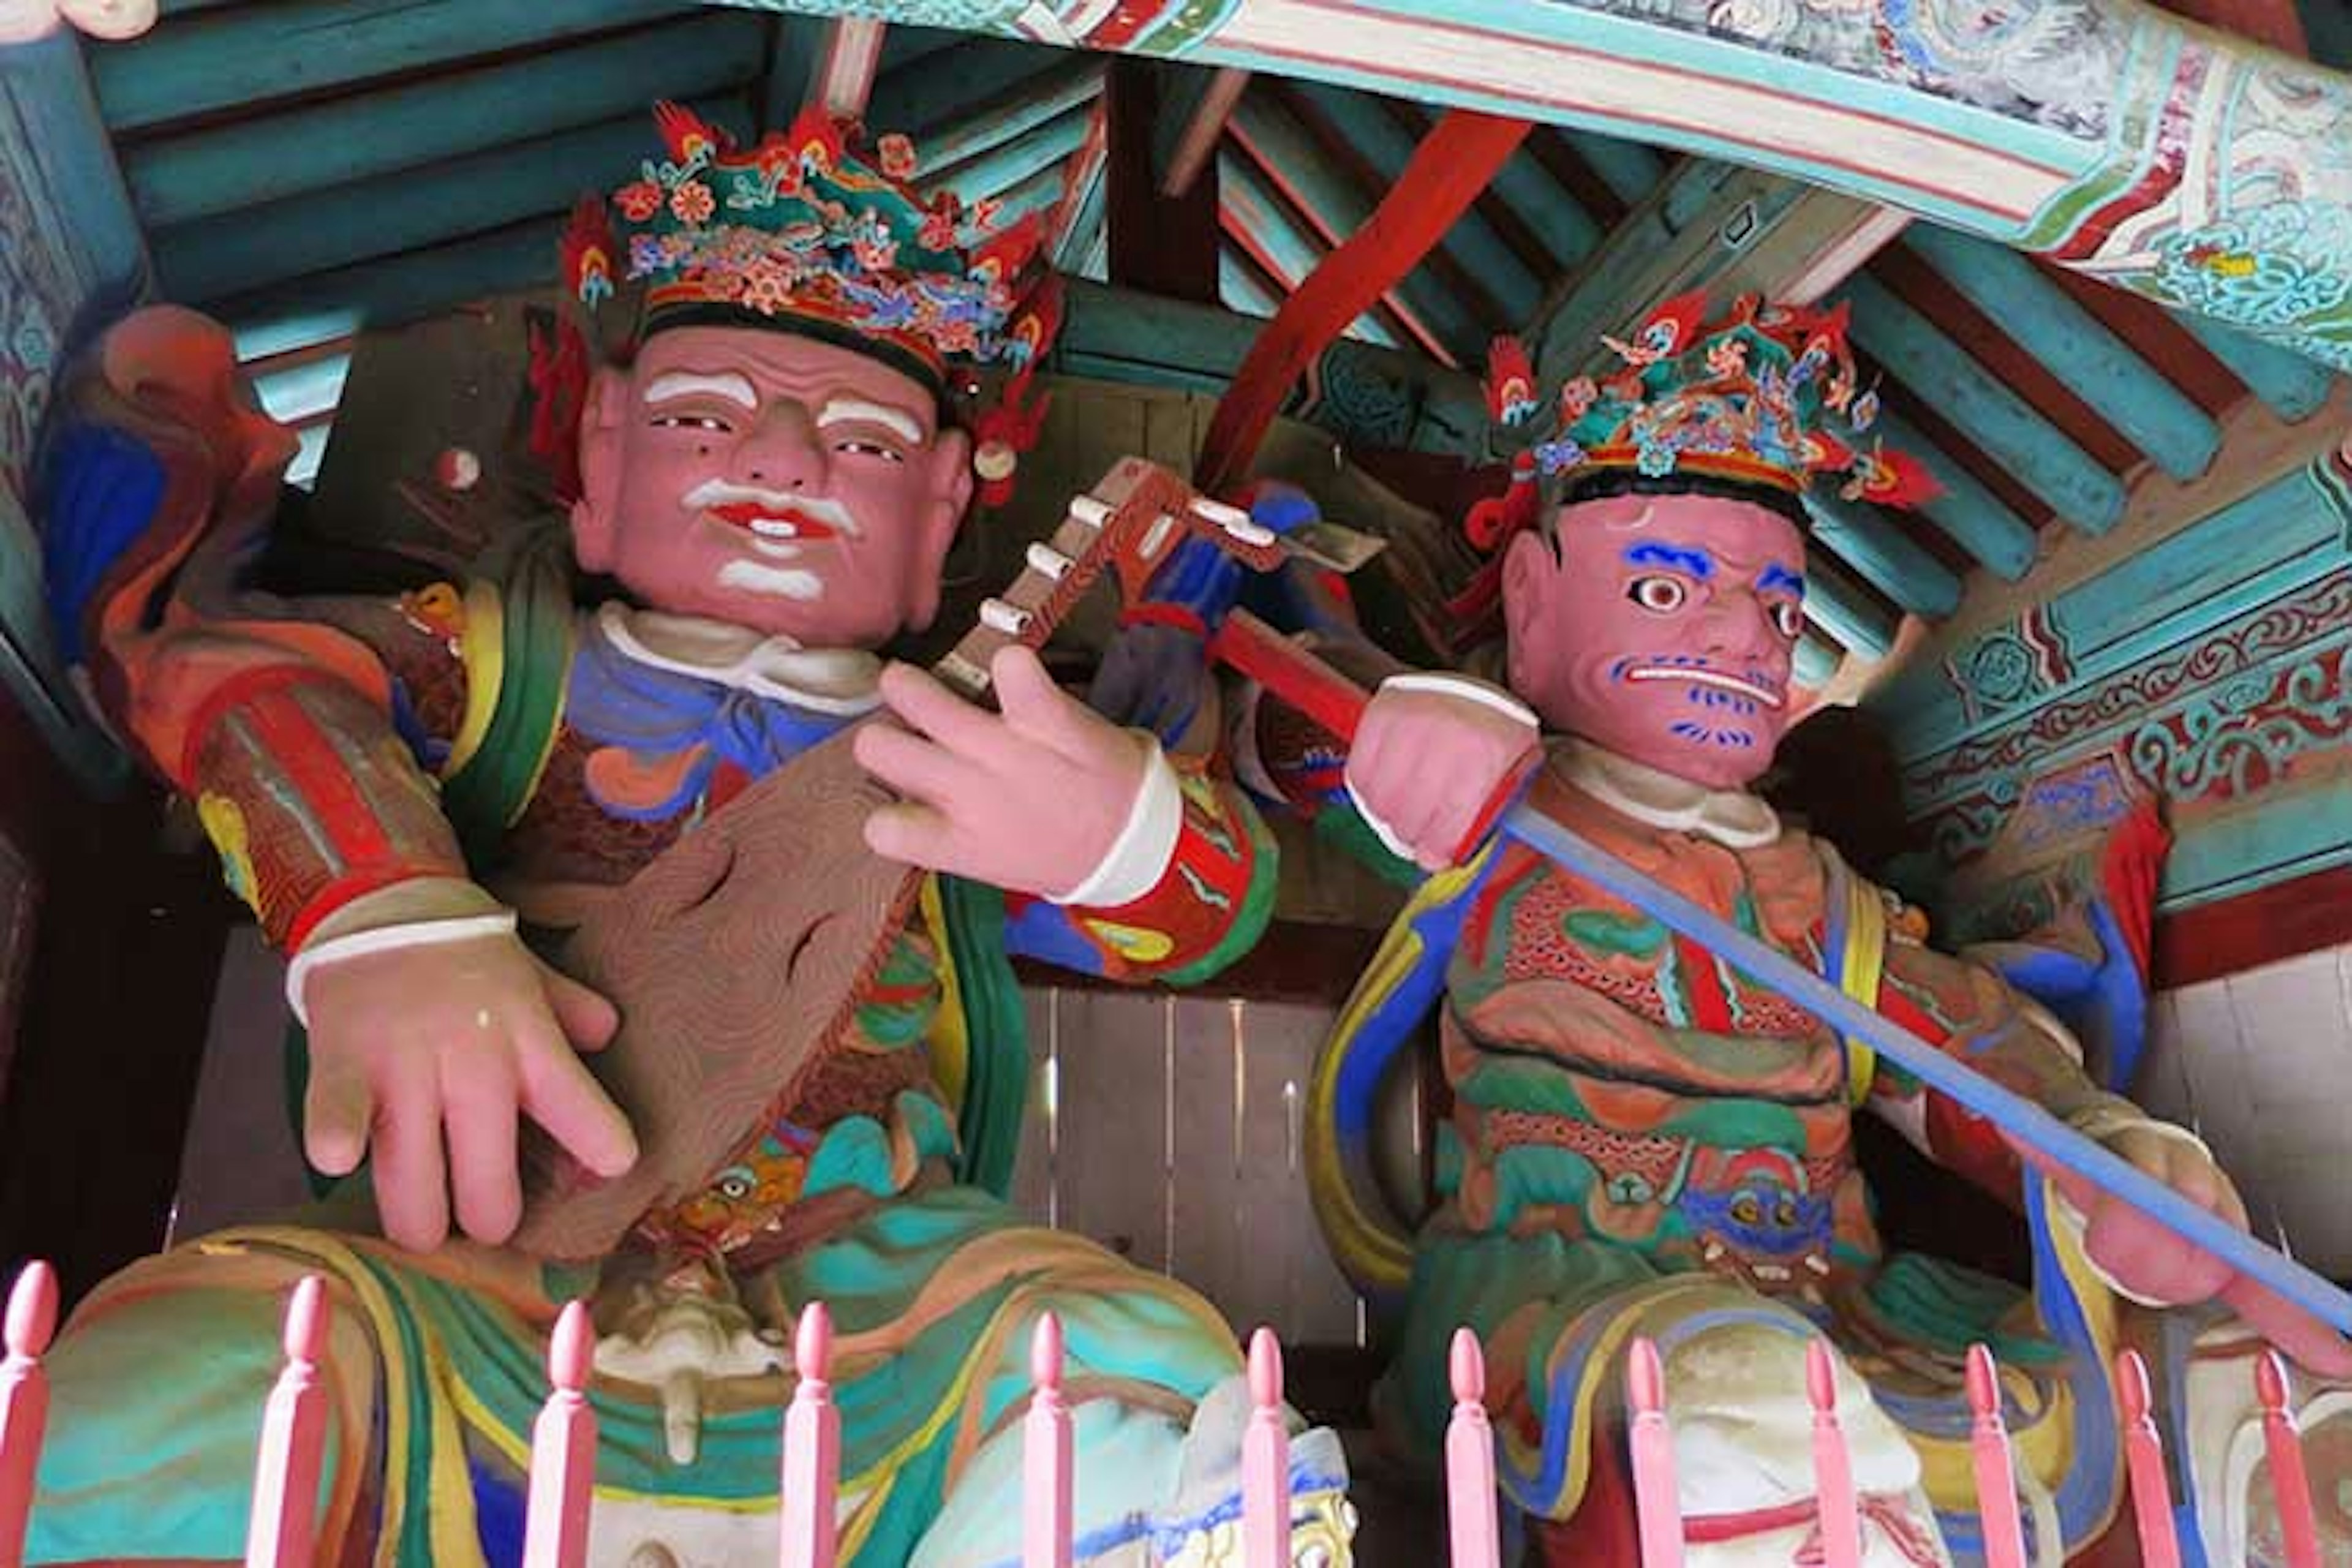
[23,106,1354,1567]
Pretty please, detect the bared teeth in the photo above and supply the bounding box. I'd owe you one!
[748,517,797,537]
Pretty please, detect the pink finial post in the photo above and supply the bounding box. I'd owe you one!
[0,1261,59,1568]
[2114,1350,2180,1568]
[2256,1349,2323,1568]
[1804,1341,1863,1568]
[521,1301,597,1568]
[1965,1344,2028,1568]
[1241,1328,1289,1568]
[778,1302,840,1568]
[1444,1329,1501,1568]
[1023,1314,1074,1568]
[1626,1338,1684,1568]
[244,1275,332,1568]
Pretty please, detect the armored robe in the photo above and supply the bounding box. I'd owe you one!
[24,402,1351,1566]
[1248,698,2188,1564]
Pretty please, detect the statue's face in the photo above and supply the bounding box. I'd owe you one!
[1502,490,1806,790]
[573,326,973,647]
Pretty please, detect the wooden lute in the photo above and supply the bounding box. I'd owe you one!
[511,459,1284,1260]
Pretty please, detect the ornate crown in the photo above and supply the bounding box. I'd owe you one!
[562,103,1061,393]
[1482,291,1935,525]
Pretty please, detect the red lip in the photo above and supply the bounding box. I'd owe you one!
[709,501,839,541]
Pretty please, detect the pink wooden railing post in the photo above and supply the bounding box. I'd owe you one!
[0,1261,59,1568]
[1443,1329,1501,1568]
[244,1275,331,1568]
[2114,1349,2181,1568]
[2257,1348,2323,1568]
[521,1300,597,1568]
[1240,1328,1288,1568]
[1804,1340,1863,1568]
[778,1302,840,1568]
[1964,1344,2029,1568]
[1023,1313,1074,1568]
[1626,1337,1684,1568]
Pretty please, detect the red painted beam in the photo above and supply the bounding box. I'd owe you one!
[2153,865,2352,989]
[2151,0,2309,53]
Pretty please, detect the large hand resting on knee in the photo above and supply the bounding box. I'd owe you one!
[293,882,639,1251]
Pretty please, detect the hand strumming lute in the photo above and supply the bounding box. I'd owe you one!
[512,459,1284,1260]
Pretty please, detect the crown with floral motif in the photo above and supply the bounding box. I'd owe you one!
[1476,292,1934,546]
[562,103,1061,394]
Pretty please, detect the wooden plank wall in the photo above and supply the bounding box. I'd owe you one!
[2136,942,2352,1278]
[1014,987,1363,1346]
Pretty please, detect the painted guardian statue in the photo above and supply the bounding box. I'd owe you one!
[1229,295,2352,1565]
[24,107,1353,1566]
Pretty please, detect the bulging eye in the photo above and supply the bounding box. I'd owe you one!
[1628,575,1687,613]
[832,439,905,463]
[651,413,735,434]
[1770,600,1804,638]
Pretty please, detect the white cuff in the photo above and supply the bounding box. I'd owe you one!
[285,910,519,1028]
[1347,672,1539,864]
[1051,736,1184,910]
[1375,671,1540,731]
[2048,1109,2218,1309]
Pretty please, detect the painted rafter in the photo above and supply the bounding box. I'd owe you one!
[703,0,2352,372]
[1223,88,1464,363]
[1153,64,1248,198]
[809,17,885,114]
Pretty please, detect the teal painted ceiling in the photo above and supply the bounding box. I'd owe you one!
[82,1,2345,662]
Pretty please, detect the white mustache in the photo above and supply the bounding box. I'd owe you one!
[1626,665,1785,708]
[681,480,862,539]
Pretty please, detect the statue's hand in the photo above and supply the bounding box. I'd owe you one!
[302,932,638,1251]
[1344,674,1541,870]
[2043,1125,2352,1378]
[856,645,1159,902]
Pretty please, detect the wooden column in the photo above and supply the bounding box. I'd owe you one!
[1105,59,1219,306]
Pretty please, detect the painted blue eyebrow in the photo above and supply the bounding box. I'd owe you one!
[1623,543,1714,578]
[1760,564,1806,595]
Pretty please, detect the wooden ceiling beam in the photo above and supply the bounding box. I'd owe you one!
[1153,64,1249,199]
[809,17,885,117]
[742,0,2352,371]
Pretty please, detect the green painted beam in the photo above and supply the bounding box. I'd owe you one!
[217,216,568,361]
[1800,490,1963,617]
[155,96,753,306]
[92,0,698,133]
[1053,134,1109,273]
[2179,314,2337,423]
[868,37,1065,141]
[1484,141,1605,276]
[123,12,764,229]
[1219,249,1283,319]
[1839,271,2127,533]
[759,10,827,132]
[1874,410,2039,582]
[916,58,1104,177]
[1286,80,1542,329]
[1558,129,1670,208]
[1903,222,2220,481]
[923,95,1096,206]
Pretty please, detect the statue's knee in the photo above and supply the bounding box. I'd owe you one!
[1643,1308,1943,1565]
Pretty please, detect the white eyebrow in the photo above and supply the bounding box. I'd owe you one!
[816,397,925,443]
[644,371,757,409]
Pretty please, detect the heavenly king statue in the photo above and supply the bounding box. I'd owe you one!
[1229,295,2352,1565]
[24,107,1352,1567]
